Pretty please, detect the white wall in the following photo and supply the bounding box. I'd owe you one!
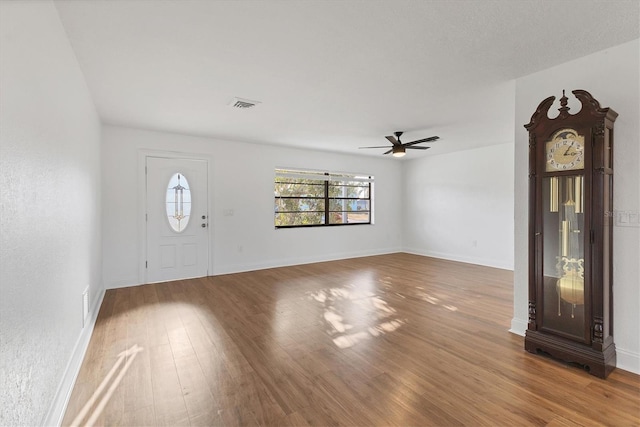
[513,40,640,374]
[102,126,404,288]
[0,1,103,425]
[403,143,515,270]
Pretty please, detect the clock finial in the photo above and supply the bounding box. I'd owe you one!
[558,90,570,117]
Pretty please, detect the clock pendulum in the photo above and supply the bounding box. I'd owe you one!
[555,176,584,318]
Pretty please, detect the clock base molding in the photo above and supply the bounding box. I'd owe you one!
[525,330,616,379]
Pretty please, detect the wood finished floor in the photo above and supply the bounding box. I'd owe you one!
[63,253,640,426]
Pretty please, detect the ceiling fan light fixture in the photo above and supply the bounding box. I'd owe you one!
[392,146,406,157]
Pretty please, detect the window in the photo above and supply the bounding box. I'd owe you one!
[165,173,191,232]
[275,168,373,228]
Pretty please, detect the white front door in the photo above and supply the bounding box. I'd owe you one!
[146,156,209,283]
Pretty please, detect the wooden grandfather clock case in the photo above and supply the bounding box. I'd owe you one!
[524,89,617,378]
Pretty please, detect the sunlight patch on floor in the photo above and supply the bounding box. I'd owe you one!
[308,281,406,349]
[70,345,143,427]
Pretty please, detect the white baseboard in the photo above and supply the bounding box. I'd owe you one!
[105,276,140,290]
[43,288,105,426]
[509,317,527,336]
[211,247,403,276]
[616,347,640,375]
[403,247,514,271]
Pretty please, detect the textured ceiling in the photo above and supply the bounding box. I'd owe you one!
[54,0,639,158]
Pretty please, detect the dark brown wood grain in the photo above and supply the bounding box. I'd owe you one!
[524,90,618,378]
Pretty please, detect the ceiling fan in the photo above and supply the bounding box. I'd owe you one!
[359,131,440,157]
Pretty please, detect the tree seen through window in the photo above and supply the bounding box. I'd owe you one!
[274,169,372,228]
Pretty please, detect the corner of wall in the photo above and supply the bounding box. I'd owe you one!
[509,317,527,336]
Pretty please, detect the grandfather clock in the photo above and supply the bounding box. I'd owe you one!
[524,90,617,378]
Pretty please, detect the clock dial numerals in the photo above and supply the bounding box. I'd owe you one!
[545,128,585,171]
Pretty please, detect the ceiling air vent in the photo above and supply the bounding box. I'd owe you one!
[229,97,261,109]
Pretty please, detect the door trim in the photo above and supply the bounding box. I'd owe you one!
[137,149,213,284]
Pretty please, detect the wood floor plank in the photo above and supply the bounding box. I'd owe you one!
[276,411,311,427]
[62,253,640,427]
[148,342,190,426]
[121,404,155,427]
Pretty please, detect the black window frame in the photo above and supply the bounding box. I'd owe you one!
[274,169,373,229]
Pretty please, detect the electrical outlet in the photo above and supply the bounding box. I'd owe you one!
[614,210,639,227]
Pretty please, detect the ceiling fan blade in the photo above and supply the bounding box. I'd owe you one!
[359,145,394,149]
[383,148,393,155]
[404,136,440,147]
[406,146,431,150]
[386,135,400,145]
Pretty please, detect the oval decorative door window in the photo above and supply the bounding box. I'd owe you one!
[166,173,191,232]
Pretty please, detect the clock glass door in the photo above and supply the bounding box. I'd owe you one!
[542,175,586,341]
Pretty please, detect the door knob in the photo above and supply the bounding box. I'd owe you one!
[201,223,207,228]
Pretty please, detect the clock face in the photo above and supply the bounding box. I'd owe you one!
[545,128,585,172]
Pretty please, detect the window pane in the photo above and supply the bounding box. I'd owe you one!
[329,199,371,224]
[275,212,325,227]
[329,199,369,212]
[328,183,370,198]
[275,198,325,213]
[275,179,325,197]
[166,173,191,232]
[329,210,370,224]
[276,169,328,180]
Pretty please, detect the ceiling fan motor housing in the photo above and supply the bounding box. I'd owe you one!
[358,131,439,155]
